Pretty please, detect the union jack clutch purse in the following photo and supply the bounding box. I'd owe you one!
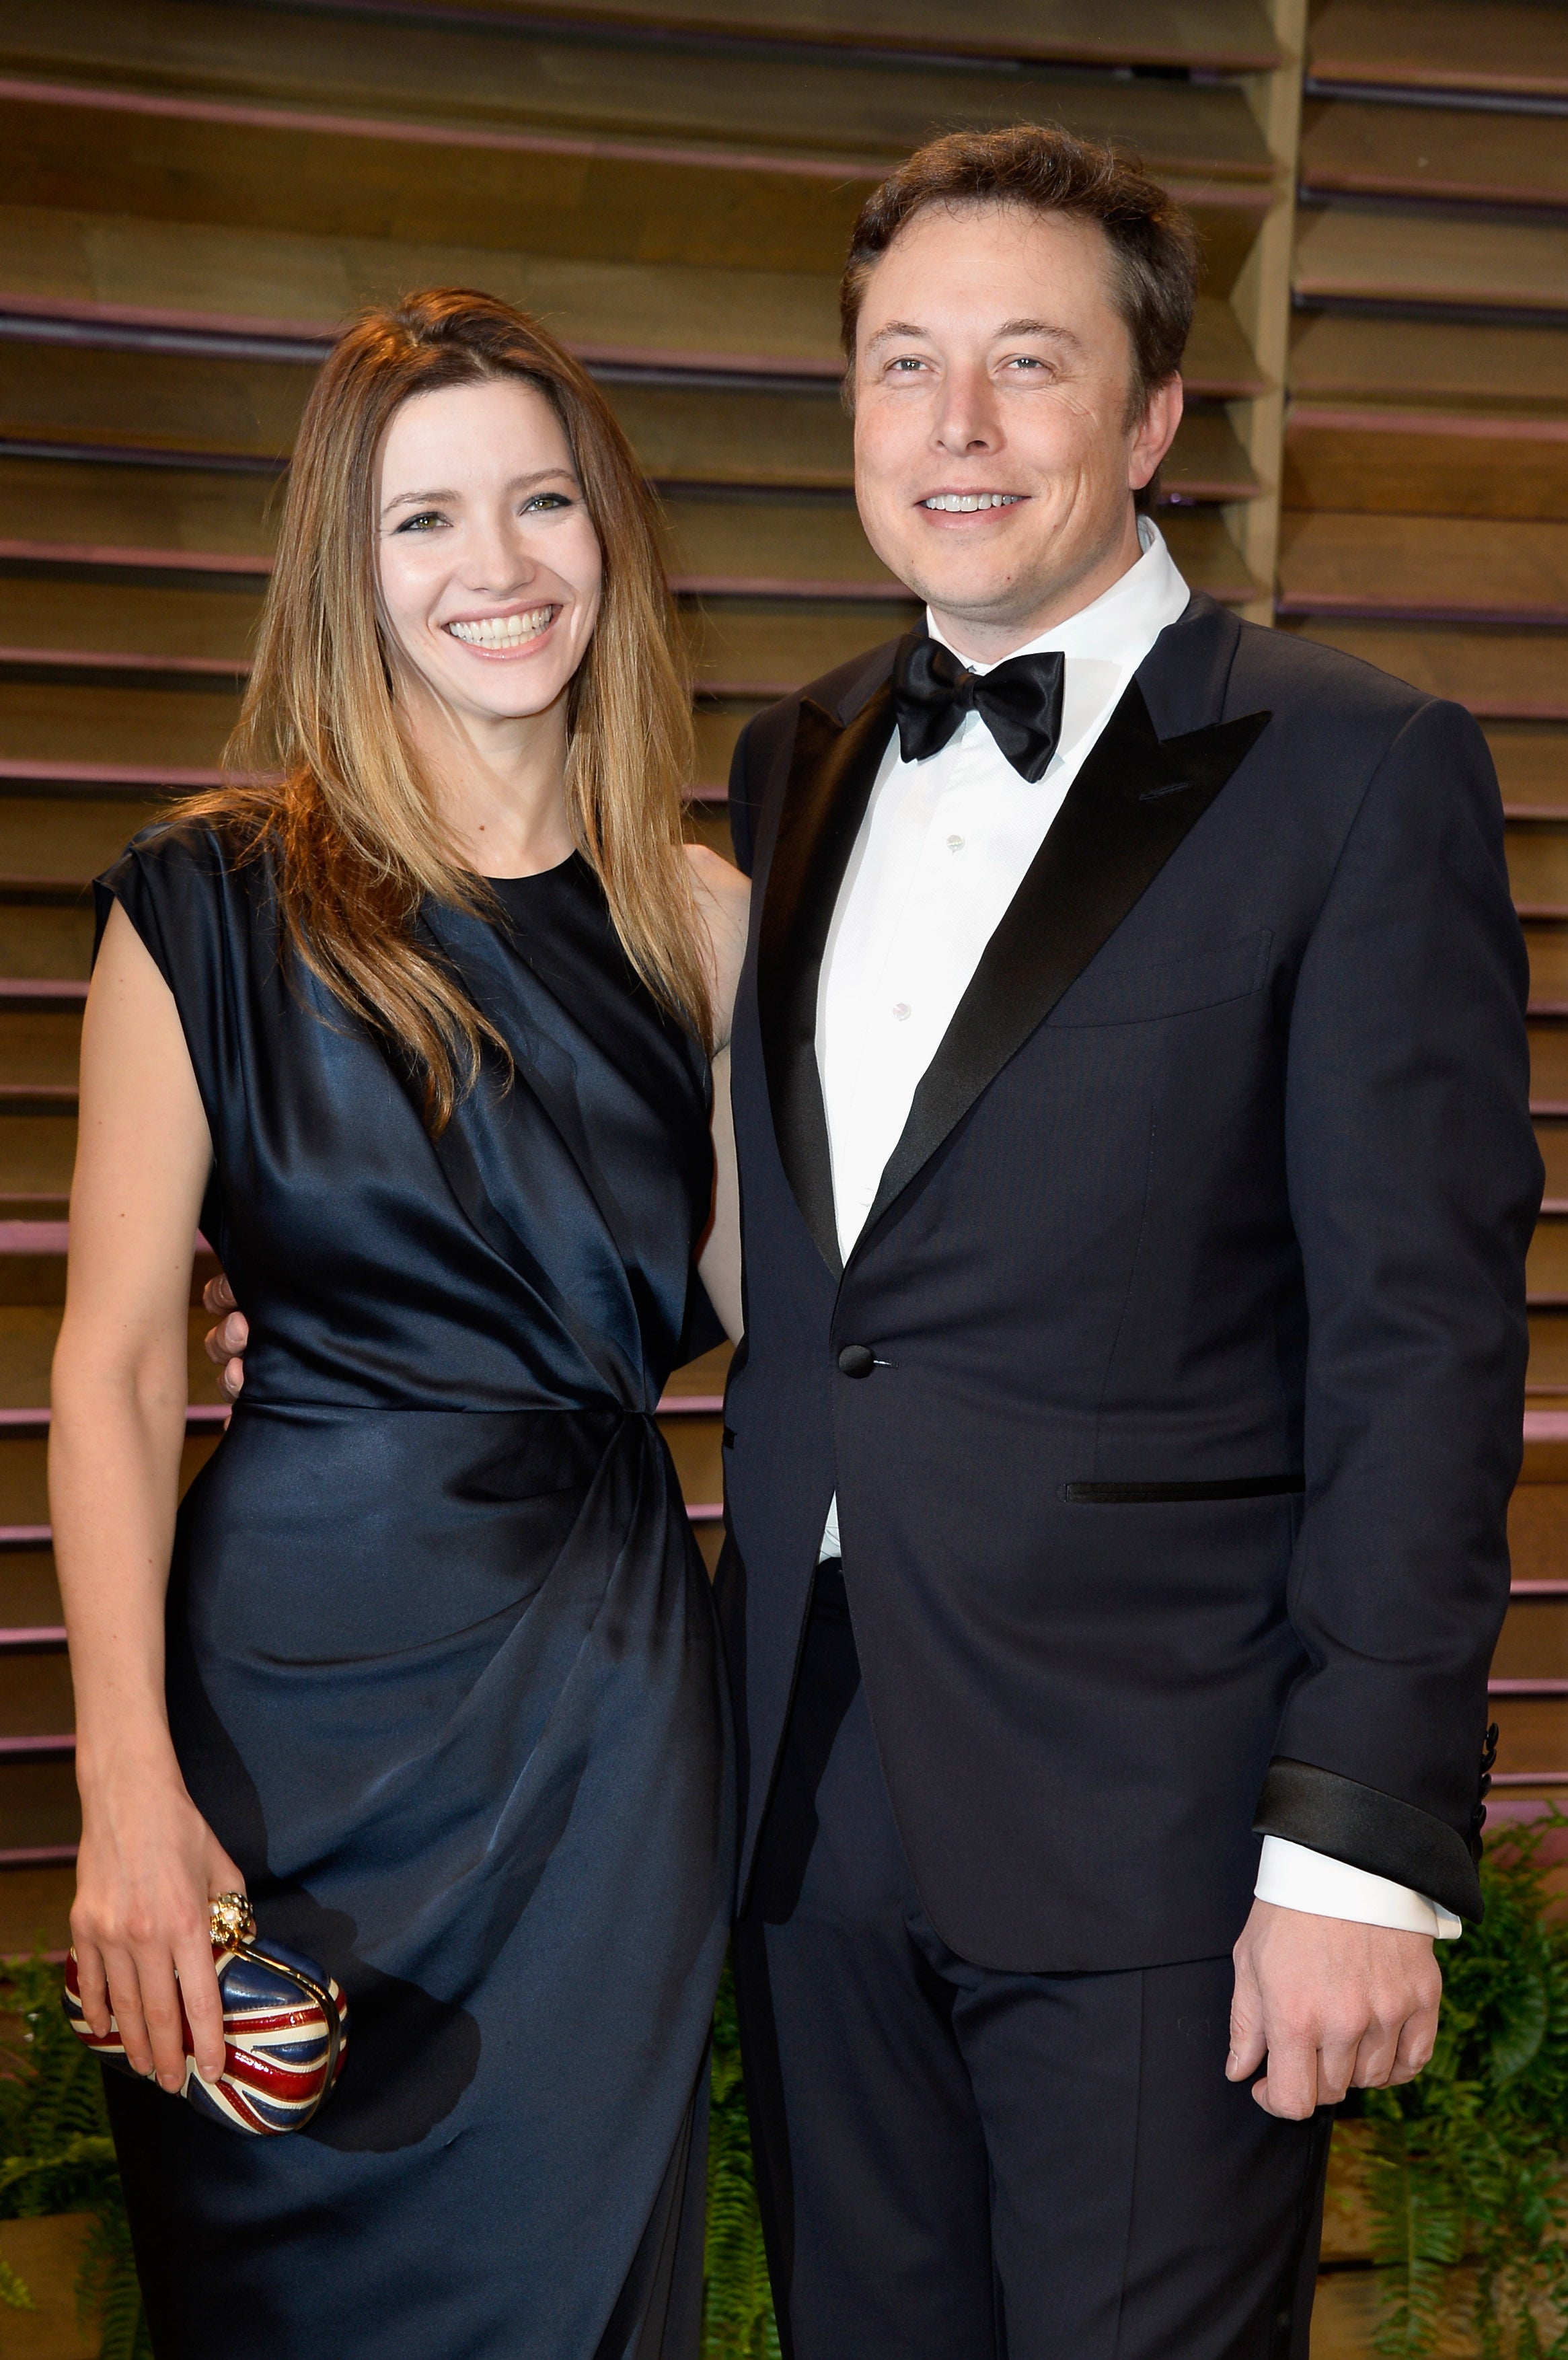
[63,1892,348,2135]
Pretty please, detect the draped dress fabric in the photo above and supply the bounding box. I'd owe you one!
[92,824,733,2360]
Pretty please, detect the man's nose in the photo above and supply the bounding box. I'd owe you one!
[932,370,1001,455]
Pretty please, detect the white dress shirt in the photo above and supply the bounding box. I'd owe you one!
[811,517,1461,1942]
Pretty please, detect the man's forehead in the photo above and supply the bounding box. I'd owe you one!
[862,206,1119,322]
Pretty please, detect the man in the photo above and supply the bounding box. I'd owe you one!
[716,125,1538,2357]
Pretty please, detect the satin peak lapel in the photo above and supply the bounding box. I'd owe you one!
[861,680,1272,1240]
[757,675,900,1275]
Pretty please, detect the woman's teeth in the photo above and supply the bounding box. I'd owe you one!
[923,493,1020,512]
[447,607,556,647]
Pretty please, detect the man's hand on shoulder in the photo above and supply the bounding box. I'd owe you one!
[1228,1898,1442,2119]
[202,1272,247,1401]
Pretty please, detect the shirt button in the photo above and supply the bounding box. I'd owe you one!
[837,1345,875,1379]
[946,835,965,852]
[891,1002,911,1021]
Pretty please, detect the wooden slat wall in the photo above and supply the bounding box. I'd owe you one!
[0,0,1313,1962]
[1,11,1541,2347]
[1287,0,1568,1815]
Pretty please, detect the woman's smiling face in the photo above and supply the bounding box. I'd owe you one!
[374,375,603,729]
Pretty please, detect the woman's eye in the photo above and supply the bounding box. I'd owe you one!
[394,510,446,533]
[521,491,572,513]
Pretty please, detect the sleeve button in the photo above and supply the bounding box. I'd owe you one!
[837,1345,875,1378]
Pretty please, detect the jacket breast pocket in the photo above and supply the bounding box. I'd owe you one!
[1049,928,1272,1029]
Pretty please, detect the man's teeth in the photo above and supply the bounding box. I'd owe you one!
[448,607,555,647]
[923,493,1020,512]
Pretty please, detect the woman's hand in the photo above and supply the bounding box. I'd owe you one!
[71,1764,245,2092]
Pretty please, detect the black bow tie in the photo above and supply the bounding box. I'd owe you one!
[891,634,1066,783]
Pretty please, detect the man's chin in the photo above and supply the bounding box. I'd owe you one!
[899,568,1055,642]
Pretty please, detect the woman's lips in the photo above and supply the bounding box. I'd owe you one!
[445,601,559,649]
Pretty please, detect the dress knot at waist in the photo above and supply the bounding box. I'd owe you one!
[223,1398,667,1506]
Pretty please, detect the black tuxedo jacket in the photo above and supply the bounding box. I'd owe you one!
[716,593,1540,1974]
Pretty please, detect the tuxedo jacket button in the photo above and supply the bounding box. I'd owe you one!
[837,1345,875,1379]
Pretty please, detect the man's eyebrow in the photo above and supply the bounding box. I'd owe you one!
[862,318,1081,357]
[378,467,576,517]
[862,320,929,355]
[995,319,1080,346]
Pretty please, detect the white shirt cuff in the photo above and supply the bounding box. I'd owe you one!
[1255,1834,1462,1940]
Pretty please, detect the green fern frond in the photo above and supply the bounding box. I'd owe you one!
[0,2253,35,2309]
[1351,1812,1568,2357]
[704,1958,780,2359]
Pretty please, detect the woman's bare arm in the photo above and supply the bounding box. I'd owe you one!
[51,901,242,2092]
[685,845,749,1347]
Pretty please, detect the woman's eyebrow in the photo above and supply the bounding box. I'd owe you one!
[379,468,576,518]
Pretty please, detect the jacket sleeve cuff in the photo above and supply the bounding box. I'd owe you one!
[1253,1757,1485,1922]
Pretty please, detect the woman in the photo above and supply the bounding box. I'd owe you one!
[49,286,749,2359]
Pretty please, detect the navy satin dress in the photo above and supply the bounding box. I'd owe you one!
[94,825,733,2360]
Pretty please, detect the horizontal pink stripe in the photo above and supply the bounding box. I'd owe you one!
[0,71,892,187]
[669,573,909,602]
[1279,595,1568,629]
[0,536,270,575]
[1490,1677,1568,1695]
[0,641,246,675]
[0,1221,67,1253]
[0,759,232,788]
[0,1625,65,1648]
[1289,407,1568,446]
[0,978,87,999]
[0,78,1277,203]
[0,1843,75,1866]
[0,287,338,348]
[0,1404,227,1440]
[0,1732,72,1757]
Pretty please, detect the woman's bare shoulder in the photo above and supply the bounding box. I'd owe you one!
[683,843,750,1045]
[683,841,749,913]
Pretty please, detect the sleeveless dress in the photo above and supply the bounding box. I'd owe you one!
[93,824,733,2360]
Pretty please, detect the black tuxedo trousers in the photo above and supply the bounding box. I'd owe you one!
[735,1566,1331,2360]
[716,596,1538,2347]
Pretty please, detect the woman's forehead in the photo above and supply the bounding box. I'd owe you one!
[380,377,573,483]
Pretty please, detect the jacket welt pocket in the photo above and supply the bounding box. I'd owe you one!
[1064,1473,1305,1504]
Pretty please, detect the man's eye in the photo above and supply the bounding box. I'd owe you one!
[889,358,926,373]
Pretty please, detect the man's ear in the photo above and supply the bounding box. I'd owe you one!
[1128,373,1185,494]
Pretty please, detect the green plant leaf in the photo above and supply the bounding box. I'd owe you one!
[1489,1964,1551,2086]
[0,2253,35,2310]
[1351,1813,1568,2356]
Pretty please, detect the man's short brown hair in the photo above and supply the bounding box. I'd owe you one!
[839,123,1201,425]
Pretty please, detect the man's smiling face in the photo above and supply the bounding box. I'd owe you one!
[850,201,1183,660]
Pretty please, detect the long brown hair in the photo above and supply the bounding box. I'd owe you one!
[191,286,708,1127]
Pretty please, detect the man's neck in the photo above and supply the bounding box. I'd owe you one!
[928,508,1146,665]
